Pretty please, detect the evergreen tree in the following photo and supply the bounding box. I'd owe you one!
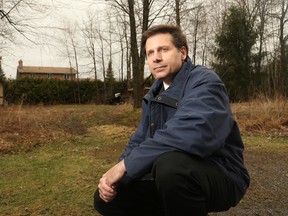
[106,59,115,97]
[212,5,257,101]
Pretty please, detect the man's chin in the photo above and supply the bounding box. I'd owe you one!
[154,72,167,80]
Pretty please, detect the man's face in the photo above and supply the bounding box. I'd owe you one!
[145,33,187,85]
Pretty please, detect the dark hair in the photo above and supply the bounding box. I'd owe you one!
[141,24,188,56]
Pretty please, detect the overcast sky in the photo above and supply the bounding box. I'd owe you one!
[2,0,107,79]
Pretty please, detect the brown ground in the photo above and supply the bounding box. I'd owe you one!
[211,150,288,216]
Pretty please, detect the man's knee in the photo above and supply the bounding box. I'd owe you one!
[152,151,200,189]
[153,152,179,184]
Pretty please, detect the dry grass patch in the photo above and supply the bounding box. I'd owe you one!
[94,125,135,140]
[0,105,65,153]
[1,98,288,153]
[0,104,137,153]
[232,97,288,136]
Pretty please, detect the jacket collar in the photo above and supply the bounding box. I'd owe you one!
[144,57,195,101]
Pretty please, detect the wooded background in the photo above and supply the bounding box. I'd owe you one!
[0,0,287,106]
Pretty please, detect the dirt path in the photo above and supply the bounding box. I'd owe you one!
[211,150,288,216]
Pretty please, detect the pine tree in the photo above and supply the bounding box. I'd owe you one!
[212,5,257,101]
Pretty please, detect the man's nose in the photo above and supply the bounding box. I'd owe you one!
[153,51,162,62]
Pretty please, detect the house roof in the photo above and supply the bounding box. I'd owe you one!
[18,66,77,74]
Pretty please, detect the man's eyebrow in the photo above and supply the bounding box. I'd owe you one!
[147,45,169,51]
[146,49,154,54]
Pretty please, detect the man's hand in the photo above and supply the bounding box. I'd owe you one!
[98,160,126,202]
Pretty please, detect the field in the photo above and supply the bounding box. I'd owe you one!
[0,99,288,215]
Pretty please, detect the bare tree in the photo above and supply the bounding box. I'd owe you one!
[68,25,81,104]
[96,25,108,100]
[113,8,130,85]
[274,0,288,95]
[127,0,144,107]
[191,4,206,65]
[0,0,55,73]
[175,0,181,27]
[110,0,150,107]
[0,0,51,43]
[120,11,132,88]
[179,2,210,65]
[81,13,100,103]
[118,16,126,83]
[252,0,275,94]
[57,22,81,103]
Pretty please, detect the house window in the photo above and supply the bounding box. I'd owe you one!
[48,74,53,79]
[64,74,70,80]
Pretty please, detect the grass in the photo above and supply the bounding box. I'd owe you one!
[0,100,288,215]
[232,96,288,135]
[0,104,135,215]
[0,133,110,215]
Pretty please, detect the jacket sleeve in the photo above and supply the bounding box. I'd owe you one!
[124,69,235,179]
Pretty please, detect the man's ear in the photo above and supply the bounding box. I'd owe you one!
[180,46,187,60]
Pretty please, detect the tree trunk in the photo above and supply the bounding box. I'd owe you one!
[128,0,149,108]
[176,0,181,27]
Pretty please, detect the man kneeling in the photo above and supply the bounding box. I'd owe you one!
[94,24,249,216]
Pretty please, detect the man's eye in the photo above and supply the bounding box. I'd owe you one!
[162,48,168,52]
[147,52,153,57]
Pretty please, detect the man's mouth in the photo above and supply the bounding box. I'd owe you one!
[154,65,166,71]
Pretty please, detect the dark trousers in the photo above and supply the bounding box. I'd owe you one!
[94,151,237,216]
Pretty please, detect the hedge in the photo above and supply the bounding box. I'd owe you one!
[5,78,127,105]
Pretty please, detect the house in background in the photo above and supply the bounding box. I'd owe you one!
[17,60,77,80]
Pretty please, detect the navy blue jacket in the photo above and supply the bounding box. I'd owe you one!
[120,57,249,200]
